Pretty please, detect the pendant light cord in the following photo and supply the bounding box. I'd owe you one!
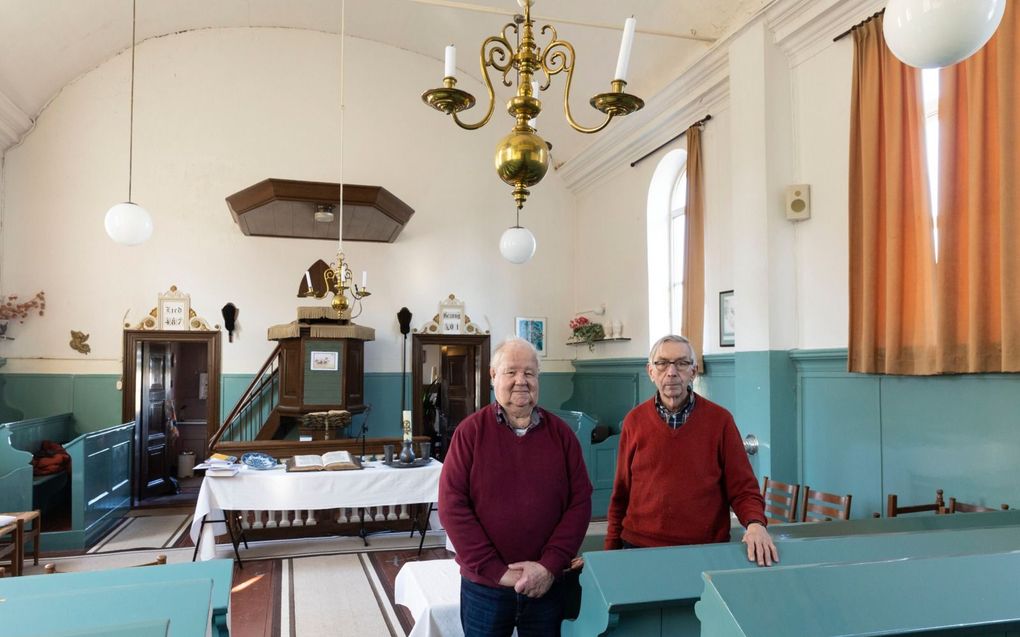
[128,0,137,202]
[338,0,345,249]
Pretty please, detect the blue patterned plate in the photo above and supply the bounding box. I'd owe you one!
[240,452,278,470]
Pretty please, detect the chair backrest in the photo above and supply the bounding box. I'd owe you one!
[944,498,1010,514]
[762,476,799,524]
[886,489,944,517]
[800,486,852,522]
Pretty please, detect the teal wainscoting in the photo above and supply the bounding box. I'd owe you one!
[793,349,1020,519]
[560,358,654,431]
[0,374,120,432]
[699,353,735,412]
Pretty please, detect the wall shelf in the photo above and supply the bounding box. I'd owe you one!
[566,337,631,346]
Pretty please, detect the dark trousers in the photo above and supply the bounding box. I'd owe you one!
[460,576,565,637]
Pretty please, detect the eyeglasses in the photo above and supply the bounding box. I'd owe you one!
[651,359,694,372]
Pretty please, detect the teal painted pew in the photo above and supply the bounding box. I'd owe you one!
[0,578,213,637]
[42,620,170,637]
[696,551,1020,637]
[0,558,233,637]
[554,410,619,517]
[0,415,134,550]
[771,508,1020,540]
[561,524,1020,637]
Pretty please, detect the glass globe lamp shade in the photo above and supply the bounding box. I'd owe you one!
[104,201,154,246]
[883,0,1006,69]
[499,226,536,264]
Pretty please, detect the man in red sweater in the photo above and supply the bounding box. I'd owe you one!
[439,337,592,636]
[604,334,778,566]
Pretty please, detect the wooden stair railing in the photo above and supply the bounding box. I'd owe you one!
[209,343,282,452]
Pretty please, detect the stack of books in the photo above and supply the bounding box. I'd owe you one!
[194,453,240,477]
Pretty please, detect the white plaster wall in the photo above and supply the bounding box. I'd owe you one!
[573,103,733,360]
[0,28,577,373]
[790,41,853,348]
[570,14,857,355]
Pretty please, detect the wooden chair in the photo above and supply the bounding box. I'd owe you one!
[800,486,852,522]
[943,498,1010,514]
[761,476,799,524]
[886,489,944,517]
[0,510,41,572]
[0,519,21,576]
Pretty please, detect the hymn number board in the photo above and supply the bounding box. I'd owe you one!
[158,288,191,331]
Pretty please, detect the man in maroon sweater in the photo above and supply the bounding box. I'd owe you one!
[605,335,778,566]
[439,337,592,636]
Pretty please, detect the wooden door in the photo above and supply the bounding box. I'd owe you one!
[442,347,475,431]
[138,341,175,500]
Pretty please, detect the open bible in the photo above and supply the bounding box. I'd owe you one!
[286,450,362,472]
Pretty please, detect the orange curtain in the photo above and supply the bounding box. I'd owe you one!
[848,15,937,374]
[935,2,1020,372]
[681,125,705,363]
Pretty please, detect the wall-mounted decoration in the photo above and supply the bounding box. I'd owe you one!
[415,294,489,335]
[221,303,238,342]
[515,316,547,357]
[719,290,735,347]
[127,285,216,331]
[310,350,339,371]
[69,330,91,355]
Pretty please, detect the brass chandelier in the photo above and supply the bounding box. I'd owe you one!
[421,0,644,211]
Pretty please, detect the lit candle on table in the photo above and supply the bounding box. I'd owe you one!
[402,410,413,442]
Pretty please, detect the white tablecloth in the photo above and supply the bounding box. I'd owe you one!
[395,559,463,637]
[190,460,442,560]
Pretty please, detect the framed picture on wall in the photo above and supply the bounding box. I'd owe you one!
[719,290,735,347]
[310,350,339,371]
[515,316,547,357]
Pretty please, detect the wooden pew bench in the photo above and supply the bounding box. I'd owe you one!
[696,551,1020,636]
[561,519,1020,637]
[0,558,234,637]
[0,578,214,637]
[0,415,134,551]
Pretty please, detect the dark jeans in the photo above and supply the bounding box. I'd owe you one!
[460,576,565,637]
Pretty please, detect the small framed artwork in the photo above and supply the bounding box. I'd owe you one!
[157,288,190,331]
[515,316,547,357]
[719,290,735,347]
[310,350,339,371]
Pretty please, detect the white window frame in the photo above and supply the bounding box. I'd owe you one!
[646,149,688,348]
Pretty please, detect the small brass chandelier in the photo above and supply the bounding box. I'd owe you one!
[422,0,644,211]
[300,0,371,322]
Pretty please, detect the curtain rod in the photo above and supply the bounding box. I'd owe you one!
[833,9,884,42]
[630,114,712,168]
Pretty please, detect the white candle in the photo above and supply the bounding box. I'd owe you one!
[402,410,413,442]
[304,271,312,289]
[445,45,456,79]
[361,271,367,288]
[614,17,636,82]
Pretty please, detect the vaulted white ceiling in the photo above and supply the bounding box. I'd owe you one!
[0,0,767,165]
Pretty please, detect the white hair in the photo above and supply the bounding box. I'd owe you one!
[648,334,695,364]
[490,336,540,371]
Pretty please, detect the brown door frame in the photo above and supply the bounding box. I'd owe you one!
[123,329,222,502]
[411,334,490,437]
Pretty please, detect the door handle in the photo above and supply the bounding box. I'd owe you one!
[743,434,759,456]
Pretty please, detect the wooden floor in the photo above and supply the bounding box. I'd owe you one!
[222,546,455,636]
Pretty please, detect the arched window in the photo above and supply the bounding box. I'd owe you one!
[647,149,687,347]
[669,171,688,334]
